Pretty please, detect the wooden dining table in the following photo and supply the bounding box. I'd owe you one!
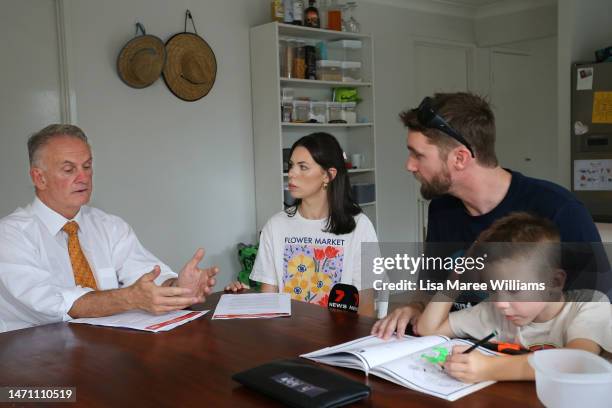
[0,292,543,407]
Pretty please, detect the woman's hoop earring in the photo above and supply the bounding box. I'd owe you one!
[323,181,329,190]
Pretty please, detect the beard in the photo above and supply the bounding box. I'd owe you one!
[418,166,451,200]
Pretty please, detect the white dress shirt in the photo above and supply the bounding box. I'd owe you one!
[0,197,177,332]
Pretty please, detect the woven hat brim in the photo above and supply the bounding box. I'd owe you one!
[163,32,217,101]
[117,35,166,89]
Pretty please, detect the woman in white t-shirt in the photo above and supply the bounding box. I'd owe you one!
[226,133,378,313]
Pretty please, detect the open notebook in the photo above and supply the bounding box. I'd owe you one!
[301,335,497,401]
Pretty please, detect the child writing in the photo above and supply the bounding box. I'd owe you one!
[417,212,612,382]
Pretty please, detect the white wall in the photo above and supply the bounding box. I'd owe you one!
[66,0,273,287]
[0,0,567,289]
[0,0,63,218]
[474,5,557,47]
[558,0,612,188]
[0,0,271,288]
[355,3,475,242]
[472,4,558,183]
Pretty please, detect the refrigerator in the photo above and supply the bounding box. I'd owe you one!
[571,62,612,222]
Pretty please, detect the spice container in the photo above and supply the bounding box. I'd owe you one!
[327,101,344,123]
[341,61,362,82]
[292,41,306,79]
[292,100,311,122]
[310,101,327,123]
[341,102,357,123]
[316,60,342,81]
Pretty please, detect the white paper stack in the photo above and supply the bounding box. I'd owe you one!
[70,310,208,332]
[212,293,291,319]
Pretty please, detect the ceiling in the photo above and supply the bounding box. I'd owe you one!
[442,0,507,6]
[365,0,557,19]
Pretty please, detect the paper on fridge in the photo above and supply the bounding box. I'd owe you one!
[70,310,208,332]
[212,293,291,319]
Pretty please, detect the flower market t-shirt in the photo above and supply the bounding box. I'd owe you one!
[249,210,378,306]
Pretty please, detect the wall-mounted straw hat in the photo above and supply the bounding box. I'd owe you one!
[163,10,217,101]
[117,23,166,89]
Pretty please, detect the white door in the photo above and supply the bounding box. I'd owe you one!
[415,42,472,98]
[490,47,557,181]
[413,41,473,241]
[490,51,533,175]
[0,0,64,217]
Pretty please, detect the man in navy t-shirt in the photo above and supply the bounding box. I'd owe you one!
[372,92,606,340]
[427,169,601,243]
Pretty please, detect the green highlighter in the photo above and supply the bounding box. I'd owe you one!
[421,346,449,364]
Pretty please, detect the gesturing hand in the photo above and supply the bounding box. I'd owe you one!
[177,248,219,300]
[130,266,200,314]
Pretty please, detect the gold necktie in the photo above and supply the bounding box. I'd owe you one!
[63,221,98,290]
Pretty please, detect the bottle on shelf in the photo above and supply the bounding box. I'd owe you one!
[304,0,320,28]
[292,0,304,25]
[283,0,294,24]
[271,0,284,22]
[327,0,342,31]
[319,0,328,30]
[304,42,317,79]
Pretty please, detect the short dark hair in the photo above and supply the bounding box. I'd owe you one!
[476,212,560,244]
[400,92,498,167]
[468,212,561,268]
[28,124,89,167]
[286,132,362,235]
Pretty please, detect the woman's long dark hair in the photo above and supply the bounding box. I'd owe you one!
[285,132,362,235]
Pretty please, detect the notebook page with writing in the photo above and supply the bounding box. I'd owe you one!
[372,339,496,401]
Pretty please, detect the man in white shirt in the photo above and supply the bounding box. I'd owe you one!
[0,124,218,332]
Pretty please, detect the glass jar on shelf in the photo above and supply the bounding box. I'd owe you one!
[328,39,362,63]
[346,1,361,33]
[327,101,344,123]
[327,0,342,31]
[341,61,362,82]
[310,101,327,123]
[292,100,311,122]
[341,3,349,32]
[292,40,306,79]
[284,38,297,78]
[341,101,357,123]
[281,101,293,122]
[316,60,342,81]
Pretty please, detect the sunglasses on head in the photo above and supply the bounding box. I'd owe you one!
[413,97,475,157]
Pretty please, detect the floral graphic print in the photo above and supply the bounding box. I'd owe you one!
[282,244,344,304]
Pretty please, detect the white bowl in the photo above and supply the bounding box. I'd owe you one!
[528,349,612,408]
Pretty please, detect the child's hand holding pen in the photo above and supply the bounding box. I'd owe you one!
[442,332,497,383]
[443,345,496,383]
